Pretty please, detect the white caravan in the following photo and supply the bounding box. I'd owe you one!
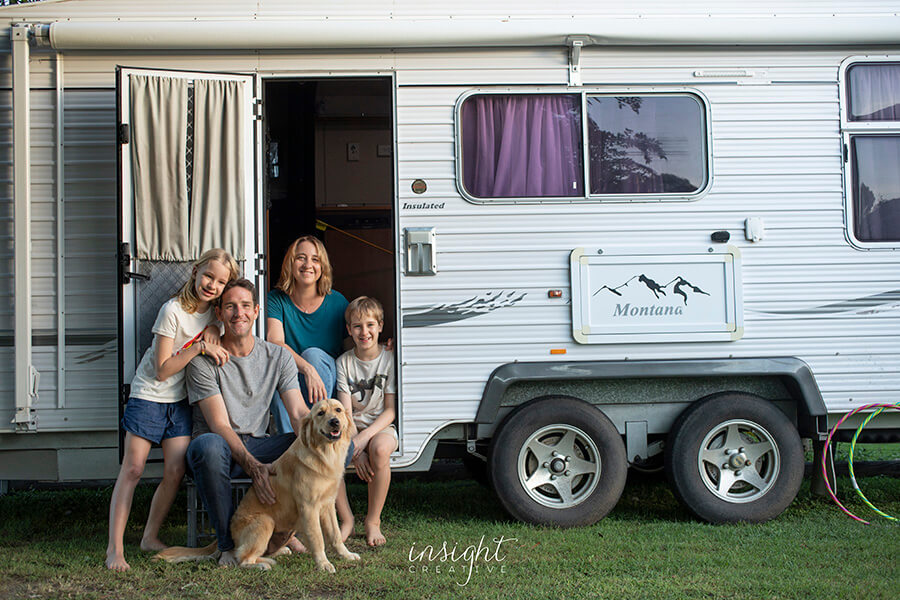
[1,0,899,525]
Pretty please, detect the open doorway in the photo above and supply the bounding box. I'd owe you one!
[262,77,396,345]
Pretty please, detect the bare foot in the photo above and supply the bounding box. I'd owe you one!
[340,516,355,542]
[139,537,167,552]
[365,520,386,547]
[105,551,131,571]
[286,535,307,554]
[218,549,239,567]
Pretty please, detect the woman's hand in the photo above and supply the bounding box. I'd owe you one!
[302,365,328,403]
[202,340,230,366]
[352,451,374,482]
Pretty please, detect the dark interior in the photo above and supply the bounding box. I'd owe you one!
[263,78,396,339]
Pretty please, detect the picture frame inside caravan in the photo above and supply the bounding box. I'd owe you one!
[455,90,711,203]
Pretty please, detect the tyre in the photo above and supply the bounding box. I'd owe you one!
[665,393,804,524]
[488,396,627,527]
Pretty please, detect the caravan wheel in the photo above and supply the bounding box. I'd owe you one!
[488,397,627,527]
[665,393,804,524]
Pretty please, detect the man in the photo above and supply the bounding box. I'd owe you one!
[185,278,308,565]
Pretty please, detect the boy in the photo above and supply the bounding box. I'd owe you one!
[335,296,397,547]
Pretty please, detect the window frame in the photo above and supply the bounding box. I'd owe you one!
[454,87,712,205]
[839,56,900,250]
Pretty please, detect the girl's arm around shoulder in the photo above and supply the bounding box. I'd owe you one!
[154,334,227,381]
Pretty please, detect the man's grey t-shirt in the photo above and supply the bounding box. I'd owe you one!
[186,336,299,438]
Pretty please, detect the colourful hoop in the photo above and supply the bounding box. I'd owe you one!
[820,402,900,524]
[848,407,897,522]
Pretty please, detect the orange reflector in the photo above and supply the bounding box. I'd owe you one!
[550,348,567,355]
[548,290,563,298]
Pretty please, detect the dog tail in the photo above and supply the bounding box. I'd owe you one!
[153,541,219,563]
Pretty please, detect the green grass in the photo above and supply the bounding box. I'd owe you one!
[0,463,898,600]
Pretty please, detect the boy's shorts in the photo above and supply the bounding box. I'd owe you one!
[356,424,399,451]
[122,397,192,444]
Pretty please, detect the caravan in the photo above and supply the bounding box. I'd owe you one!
[2,0,899,526]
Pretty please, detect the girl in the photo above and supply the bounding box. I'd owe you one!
[105,249,239,571]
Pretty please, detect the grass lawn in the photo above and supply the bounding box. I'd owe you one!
[0,451,897,600]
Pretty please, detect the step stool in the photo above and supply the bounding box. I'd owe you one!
[185,478,251,547]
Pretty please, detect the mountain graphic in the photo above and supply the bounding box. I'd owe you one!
[594,274,710,305]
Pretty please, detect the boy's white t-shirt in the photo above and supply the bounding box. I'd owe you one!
[336,347,396,430]
[129,297,216,403]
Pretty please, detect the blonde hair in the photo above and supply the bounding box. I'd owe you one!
[345,296,384,325]
[277,235,333,297]
[176,248,240,313]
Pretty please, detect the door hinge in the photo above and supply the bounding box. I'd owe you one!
[253,98,263,121]
[117,123,130,145]
[255,253,266,275]
[12,366,39,433]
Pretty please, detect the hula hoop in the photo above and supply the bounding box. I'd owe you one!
[848,407,897,522]
[820,402,900,524]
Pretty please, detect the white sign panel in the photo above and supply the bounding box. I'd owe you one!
[571,247,743,344]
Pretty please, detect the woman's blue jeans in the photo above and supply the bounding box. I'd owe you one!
[270,347,336,435]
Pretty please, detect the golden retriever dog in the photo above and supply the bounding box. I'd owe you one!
[155,399,359,572]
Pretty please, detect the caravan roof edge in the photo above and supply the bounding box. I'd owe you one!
[30,16,900,51]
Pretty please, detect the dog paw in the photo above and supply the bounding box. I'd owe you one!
[316,561,336,573]
[342,551,361,561]
[269,546,291,558]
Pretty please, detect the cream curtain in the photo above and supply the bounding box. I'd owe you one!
[130,74,189,261]
[191,78,245,259]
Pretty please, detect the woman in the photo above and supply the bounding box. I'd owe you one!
[266,235,348,432]
[266,235,353,542]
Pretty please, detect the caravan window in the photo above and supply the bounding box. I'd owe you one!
[843,60,900,245]
[460,94,584,198]
[457,91,708,201]
[846,63,900,121]
[586,95,706,195]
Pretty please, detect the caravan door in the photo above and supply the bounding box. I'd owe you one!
[116,68,260,432]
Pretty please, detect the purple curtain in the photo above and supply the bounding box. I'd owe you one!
[462,95,583,198]
[848,64,900,121]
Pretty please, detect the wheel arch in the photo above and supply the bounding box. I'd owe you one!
[475,358,826,438]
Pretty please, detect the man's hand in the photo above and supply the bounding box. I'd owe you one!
[247,458,277,504]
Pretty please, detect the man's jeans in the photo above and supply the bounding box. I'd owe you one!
[186,432,295,552]
[270,347,336,435]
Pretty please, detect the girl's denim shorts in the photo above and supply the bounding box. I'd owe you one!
[121,397,192,444]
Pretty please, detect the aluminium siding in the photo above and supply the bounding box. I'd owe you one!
[393,45,900,458]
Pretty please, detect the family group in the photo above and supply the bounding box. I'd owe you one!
[105,236,396,571]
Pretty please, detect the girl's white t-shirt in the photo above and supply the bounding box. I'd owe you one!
[129,298,216,404]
